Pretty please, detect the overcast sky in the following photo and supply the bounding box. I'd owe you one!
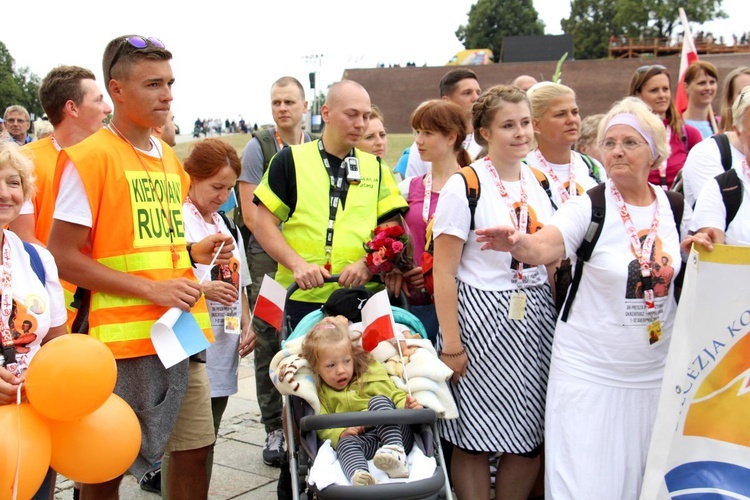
[2,0,743,129]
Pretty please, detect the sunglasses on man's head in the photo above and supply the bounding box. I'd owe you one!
[107,36,166,80]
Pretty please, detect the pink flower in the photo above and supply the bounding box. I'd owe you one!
[391,241,404,253]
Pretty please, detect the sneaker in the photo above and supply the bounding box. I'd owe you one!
[373,444,409,478]
[263,429,286,467]
[351,469,378,486]
[139,460,162,495]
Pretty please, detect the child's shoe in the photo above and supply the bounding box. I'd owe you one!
[351,469,378,486]
[373,444,409,478]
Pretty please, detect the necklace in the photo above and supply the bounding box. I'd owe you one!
[108,122,179,266]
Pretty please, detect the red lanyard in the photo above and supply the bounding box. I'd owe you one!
[610,183,660,309]
[485,157,528,282]
[273,129,304,151]
[743,159,750,183]
[184,197,232,282]
[0,238,19,375]
[421,167,459,223]
[534,148,576,203]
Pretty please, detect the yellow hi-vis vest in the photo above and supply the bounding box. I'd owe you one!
[254,140,406,303]
[55,129,212,359]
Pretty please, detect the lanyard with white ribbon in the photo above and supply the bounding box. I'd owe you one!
[485,157,528,283]
[610,183,660,310]
[0,240,19,375]
[534,148,577,203]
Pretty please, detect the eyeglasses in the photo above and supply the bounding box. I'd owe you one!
[636,64,667,74]
[4,118,28,124]
[599,138,648,152]
[107,36,165,80]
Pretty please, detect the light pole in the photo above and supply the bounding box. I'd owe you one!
[303,54,323,133]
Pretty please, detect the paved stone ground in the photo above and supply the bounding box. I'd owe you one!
[53,356,281,499]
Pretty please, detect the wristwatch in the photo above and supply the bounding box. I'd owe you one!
[186,242,196,268]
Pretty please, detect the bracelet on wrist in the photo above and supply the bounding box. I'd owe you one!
[439,347,466,358]
[186,242,197,268]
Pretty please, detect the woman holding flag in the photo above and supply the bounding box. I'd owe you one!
[181,139,256,475]
[431,85,557,500]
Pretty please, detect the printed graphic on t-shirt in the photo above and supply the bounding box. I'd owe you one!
[125,171,186,248]
[207,256,241,326]
[623,230,674,326]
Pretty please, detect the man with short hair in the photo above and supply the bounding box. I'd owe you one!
[404,68,482,177]
[512,74,538,92]
[12,65,111,245]
[254,79,407,325]
[48,35,219,500]
[237,76,312,466]
[3,105,33,145]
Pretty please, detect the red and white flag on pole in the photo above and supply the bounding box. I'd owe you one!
[361,290,396,352]
[253,275,286,331]
[675,7,699,115]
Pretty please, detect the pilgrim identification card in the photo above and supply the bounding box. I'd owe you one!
[508,292,527,321]
[224,316,241,335]
[647,319,663,346]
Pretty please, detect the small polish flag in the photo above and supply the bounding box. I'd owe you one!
[253,275,287,331]
[675,7,699,115]
[361,290,396,352]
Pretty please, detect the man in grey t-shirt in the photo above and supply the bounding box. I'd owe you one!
[237,76,312,467]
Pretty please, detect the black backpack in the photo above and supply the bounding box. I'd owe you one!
[560,184,685,322]
[714,168,743,231]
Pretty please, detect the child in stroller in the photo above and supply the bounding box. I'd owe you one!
[301,314,424,486]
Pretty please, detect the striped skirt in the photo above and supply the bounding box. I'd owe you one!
[437,281,556,454]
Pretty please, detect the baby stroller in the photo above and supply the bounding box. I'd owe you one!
[275,277,454,500]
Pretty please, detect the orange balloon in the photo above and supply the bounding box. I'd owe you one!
[0,404,52,500]
[25,334,117,421]
[49,394,141,484]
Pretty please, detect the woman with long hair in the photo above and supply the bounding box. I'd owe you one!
[628,64,702,189]
[682,61,719,138]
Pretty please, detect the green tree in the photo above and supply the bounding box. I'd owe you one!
[456,0,545,61]
[0,41,42,118]
[562,0,727,60]
[561,0,620,60]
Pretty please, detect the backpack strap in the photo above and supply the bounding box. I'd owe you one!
[528,165,558,211]
[218,211,240,244]
[252,128,279,173]
[712,134,733,172]
[560,183,606,322]
[714,168,743,231]
[579,153,603,183]
[22,241,46,285]
[457,166,481,230]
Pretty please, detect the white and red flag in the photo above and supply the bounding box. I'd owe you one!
[361,290,396,352]
[674,7,699,115]
[253,274,287,331]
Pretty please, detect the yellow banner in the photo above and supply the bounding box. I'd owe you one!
[125,171,185,248]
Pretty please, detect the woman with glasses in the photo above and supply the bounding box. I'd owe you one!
[682,61,720,139]
[691,86,750,246]
[475,97,710,499]
[682,73,750,207]
[628,65,702,190]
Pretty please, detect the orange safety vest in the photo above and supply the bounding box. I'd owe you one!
[55,129,212,359]
[22,137,77,330]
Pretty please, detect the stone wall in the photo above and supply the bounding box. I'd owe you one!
[343,53,750,133]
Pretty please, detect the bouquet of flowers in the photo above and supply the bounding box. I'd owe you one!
[363,224,412,275]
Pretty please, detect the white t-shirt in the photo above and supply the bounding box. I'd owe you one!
[682,135,745,207]
[54,136,165,227]
[405,133,483,177]
[183,203,251,397]
[1,230,67,372]
[431,160,555,291]
[524,150,602,208]
[548,181,688,388]
[690,164,750,245]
